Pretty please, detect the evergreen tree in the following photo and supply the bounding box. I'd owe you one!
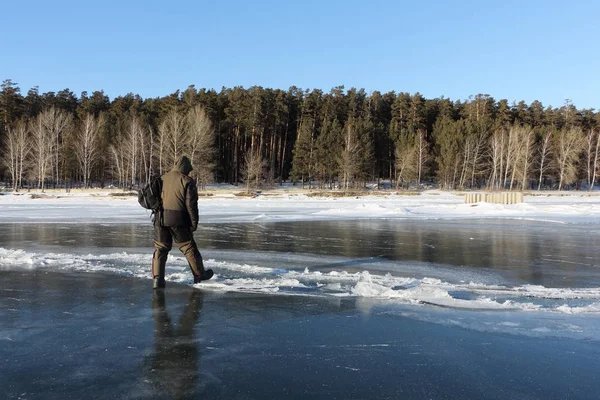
[433,117,466,189]
[290,89,321,188]
[0,79,23,129]
[0,78,598,191]
[314,119,341,188]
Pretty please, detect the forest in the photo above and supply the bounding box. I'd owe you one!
[1,79,598,192]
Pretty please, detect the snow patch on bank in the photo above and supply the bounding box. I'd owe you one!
[3,191,600,223]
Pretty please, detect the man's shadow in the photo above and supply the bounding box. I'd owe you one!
[147,289,204,398]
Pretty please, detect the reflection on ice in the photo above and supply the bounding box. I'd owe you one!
[142,290,203,398]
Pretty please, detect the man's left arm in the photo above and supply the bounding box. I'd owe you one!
[186,180,199,231]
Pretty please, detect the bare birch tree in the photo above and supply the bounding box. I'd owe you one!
[415,129,429,185]
[157,120,168,176]
[517,125,534,190]
[459,126,488,189]
[505,125,522,190]
[470,130,489,189]
[30,110,63,191]
[110,139,126,188]
[2,120,30,191]
[536,127,553,190]
[241,150,265,191]
[339,124,360,190]
[139,125,153,185]
[458,137,471,189]
[394,133,417,189]
[74,113,105,188]
[160,109,188,172]
[124,117,144,187]
[553,127,584,190]
[487,125,533,190]
[488,127,507,190]
[30,124,46,189]
[584,128,600,190]
[41,107,72,187]
[187,105,215,189]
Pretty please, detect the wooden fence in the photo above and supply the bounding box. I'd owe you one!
[464,192,524,204]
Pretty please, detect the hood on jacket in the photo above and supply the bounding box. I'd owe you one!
[172,155,194,175]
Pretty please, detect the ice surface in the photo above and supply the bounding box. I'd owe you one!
[2,246,599,315]
[4,190,600,400]
[4,270,600,399]
[3,190,600,341]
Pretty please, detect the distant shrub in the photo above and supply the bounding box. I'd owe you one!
[234,191,260,197]
[305,191,367,198]
[305,190,421,198]
[109,192,137,197]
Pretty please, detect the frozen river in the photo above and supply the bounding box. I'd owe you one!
[3,193,600,398]
[2,218,600,338]
[3,219,600,289]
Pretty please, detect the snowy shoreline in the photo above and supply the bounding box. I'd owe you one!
[3,189,600,224]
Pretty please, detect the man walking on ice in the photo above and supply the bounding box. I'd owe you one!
[152,155,214,289]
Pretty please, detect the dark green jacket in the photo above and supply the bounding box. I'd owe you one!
[158,156,199,230]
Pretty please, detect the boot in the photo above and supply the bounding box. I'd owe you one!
[153,277,166,289]
[152,247,168,290]
[193,269,214,284]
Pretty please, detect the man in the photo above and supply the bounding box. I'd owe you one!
[152,155,214,289]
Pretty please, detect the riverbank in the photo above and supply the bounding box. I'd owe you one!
[5,183,600,198]
[3,188,600,225]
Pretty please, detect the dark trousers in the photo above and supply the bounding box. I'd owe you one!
[152,226,205,279]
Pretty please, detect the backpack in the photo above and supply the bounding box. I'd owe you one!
[138,175,163,221]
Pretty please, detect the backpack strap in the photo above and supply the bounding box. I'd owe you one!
[152,176,164,226]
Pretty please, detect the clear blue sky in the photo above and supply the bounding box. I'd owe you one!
[1,0,598,109]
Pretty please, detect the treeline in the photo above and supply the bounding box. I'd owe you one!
[1,79,599,191]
